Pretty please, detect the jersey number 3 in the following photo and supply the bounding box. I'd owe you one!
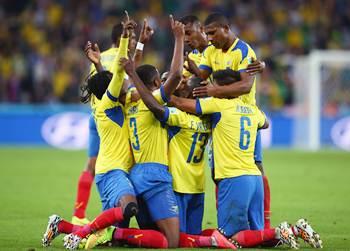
[187,133,209,164]
[130,118,140,150]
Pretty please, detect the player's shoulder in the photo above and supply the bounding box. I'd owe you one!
[203,44,216,55]
[231,38,255,57]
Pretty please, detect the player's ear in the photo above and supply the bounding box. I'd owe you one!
[223,24,230,32]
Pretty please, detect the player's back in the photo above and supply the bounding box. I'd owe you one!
[166,107,211,193]
[197,97,265,179]
[94,91,133,175]
[125,87,168,166]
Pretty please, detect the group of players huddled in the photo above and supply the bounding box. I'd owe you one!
[42,11,323,250]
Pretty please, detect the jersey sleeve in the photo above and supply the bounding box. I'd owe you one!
[198,46,213,75]
[238,46,257,72]
[196,97,224,115]
[256,108,267,128]
[152,85,169,104]
[106,37,129,101]
[161,107,210,133]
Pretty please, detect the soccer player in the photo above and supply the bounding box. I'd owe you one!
[171,68,322,249]
[183,13,271,229]
[71,21,138,226]
[121,55,237,249]
[120,15,185,248]
[42,17,169,250]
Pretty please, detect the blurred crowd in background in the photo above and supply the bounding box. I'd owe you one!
[0,0,349,113]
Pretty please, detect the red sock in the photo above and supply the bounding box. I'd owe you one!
[179,232,212,248]
[235,229,276,248]
[114,228,168,248]
[74,171,94,219]
[263,175,271,229]
[75,207,124,238]
[58,219,82,234]
[201,228,215,236]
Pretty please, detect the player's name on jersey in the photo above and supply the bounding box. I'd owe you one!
[236,105,253,114]
[190,120,210,131]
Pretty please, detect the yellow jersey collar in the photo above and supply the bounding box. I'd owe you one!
[227,38,239,52]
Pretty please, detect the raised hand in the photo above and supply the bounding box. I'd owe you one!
[122,10,137,37]
[84,41,101,65]
[139,19,154,43]
[169,15,185,38]
[120,57,135,76]
[184,52,198,75]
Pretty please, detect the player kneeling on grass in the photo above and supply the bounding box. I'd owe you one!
[170,69,323,249]
[42,14,168,251]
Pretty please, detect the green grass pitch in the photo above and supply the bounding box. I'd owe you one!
[0,148,349,250]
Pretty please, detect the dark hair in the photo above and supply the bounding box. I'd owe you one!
[213,69,241,85]
[80,71,113,103]
[187,76,202,91]
[111,23,123,44]
[204,13,229,27]
[136,64,158,87]
[179,15,200,25]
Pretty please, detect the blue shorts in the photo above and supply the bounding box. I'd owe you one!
[254,130,263,163]
[88,115,100,158]
[130,163,179,222]
[175,192,204,234]
[95,169,135,211]
[217,175,264,237]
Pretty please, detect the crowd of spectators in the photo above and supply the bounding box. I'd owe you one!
[0,0,349,112]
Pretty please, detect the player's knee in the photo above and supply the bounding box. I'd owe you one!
[123,202,138,219]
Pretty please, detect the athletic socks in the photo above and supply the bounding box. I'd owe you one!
[114,228,168,248]
[179,232,212,247]
[75,207,124,238]
[263,175,271,229]
[58,219,82,234]
[73,170,94,219]
[235,229,276,247]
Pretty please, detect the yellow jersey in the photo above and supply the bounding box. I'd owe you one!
[199,39,257,105]
[183,49,203,77]
[196,97,266,179]
[125,86,169,166]
[94,37,133,174]
[162,107,211,193]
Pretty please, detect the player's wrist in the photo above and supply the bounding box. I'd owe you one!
[136,42,144,51]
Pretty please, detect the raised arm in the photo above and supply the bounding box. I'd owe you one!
[184,53,211,80]
[107,12,137,98]
[133,19,154,67]
[168,96,198,115]
[84,41,103,73]
[121,57,165,120]
[162,15,185,98]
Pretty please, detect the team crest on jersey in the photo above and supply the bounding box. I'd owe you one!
[128,106,138,115]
